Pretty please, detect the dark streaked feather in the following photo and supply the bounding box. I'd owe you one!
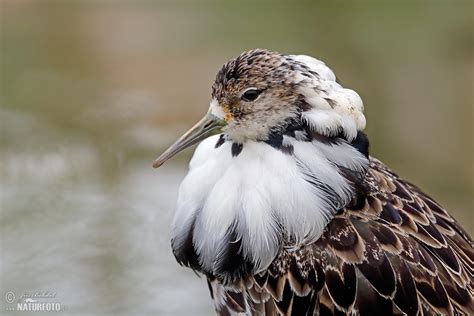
[171,216,200,270]
[214,230,254,283]
[215,134,226,148]
[391,258,419,315]
[231,142,243,157]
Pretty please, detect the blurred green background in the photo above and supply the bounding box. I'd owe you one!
[1,1,472,315]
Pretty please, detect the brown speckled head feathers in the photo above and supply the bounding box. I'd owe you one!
[212,49,286,99]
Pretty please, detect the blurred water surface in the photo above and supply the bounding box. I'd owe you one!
[1,1,472,315]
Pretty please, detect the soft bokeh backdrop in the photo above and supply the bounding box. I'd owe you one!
[1,1,472,315]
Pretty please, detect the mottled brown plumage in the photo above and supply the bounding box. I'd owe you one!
[208,158,473,315]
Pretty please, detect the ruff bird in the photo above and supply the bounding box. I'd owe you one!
[153,49,473,315]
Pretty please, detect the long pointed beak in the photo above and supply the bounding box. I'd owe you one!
[152,112,226,168]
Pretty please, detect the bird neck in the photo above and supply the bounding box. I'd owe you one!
[171,128,370,282]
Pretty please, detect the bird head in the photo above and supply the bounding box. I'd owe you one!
[153,49,366,168]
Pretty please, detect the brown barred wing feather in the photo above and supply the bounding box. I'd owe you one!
[209,158,473,315]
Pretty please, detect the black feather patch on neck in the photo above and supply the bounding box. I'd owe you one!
[350,132,370,158]
[231,143,243,157]
[265,132,283,148]
[215,134,226,148]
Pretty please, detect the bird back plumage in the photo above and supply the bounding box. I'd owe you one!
[208,158,473,315]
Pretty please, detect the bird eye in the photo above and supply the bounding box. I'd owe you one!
[241,89,260,102]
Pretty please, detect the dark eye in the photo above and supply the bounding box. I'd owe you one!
[241,89,260,102]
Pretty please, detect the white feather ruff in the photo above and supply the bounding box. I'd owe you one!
[171,134,368,274]
[290,54,366,141]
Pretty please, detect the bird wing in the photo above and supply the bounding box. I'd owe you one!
[208,158,473,315]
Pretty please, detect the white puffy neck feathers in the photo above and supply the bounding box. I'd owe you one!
[291,54,366,142]
[170,50,369,280]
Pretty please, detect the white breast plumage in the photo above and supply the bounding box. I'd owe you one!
[171,134,368,274]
